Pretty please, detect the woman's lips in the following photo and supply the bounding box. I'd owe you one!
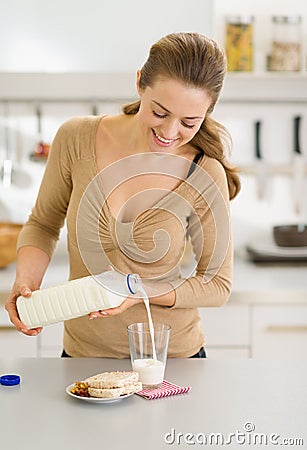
[152,129,177,147]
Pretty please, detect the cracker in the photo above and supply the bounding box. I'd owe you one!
[85,371,139,389]
[88,382,142,398]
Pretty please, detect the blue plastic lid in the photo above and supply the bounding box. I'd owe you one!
[0,374,21,386]
[126,273,141,295]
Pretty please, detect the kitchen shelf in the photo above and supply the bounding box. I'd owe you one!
[222,72,307,104]
[0,71,306,104]
[0,72,137,102]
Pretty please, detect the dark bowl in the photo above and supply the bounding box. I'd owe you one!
[273,224,307,247]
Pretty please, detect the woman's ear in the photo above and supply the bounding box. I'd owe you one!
[136,70,142,95]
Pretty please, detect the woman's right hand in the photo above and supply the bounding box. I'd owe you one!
[5,281,43,336]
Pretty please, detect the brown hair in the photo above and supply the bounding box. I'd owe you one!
[122,32,240,200]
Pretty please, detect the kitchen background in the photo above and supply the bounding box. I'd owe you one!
[0,0,307,359]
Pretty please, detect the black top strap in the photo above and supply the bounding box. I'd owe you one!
[186,151,203,178]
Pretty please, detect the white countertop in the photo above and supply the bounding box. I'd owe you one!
[231,254,307,304]
[0,358,306,450]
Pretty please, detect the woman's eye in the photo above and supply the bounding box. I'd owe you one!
[153,110,195,129]
[153,111,167,119]
[182,122,195,129]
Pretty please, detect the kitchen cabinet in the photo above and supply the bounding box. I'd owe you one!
[0,294,38,357]
[205,347,250,358]
[198,254,307,359]
[201,303,307,359]
[252,305,307,358]
[37,323,63,357]
[0,328,37,357]
[0,312,62,358]
[199,304,251,358]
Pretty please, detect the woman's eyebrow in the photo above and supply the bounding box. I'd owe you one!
[152,100,203,120]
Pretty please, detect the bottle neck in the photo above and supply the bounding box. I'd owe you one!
[126,273,142,295]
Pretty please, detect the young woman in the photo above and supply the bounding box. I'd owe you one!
[5,32,240,358]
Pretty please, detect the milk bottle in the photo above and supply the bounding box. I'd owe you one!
[16,271,141,329]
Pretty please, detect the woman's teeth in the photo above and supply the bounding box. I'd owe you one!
[153,129,175,144]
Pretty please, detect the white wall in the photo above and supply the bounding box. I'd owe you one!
[0,0,213,72]
[2,0,306,74]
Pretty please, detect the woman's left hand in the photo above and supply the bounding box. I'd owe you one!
[88,296,143,319]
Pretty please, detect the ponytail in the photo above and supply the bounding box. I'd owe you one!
[191,116,241,200]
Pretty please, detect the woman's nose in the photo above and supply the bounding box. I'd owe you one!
[160,119,179,139]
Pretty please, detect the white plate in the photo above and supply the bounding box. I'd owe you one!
[65,384,134,403]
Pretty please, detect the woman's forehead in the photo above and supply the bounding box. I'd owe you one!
[147,77,211,117]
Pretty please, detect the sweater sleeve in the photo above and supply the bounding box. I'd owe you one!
[169,158,233,309]
[17,119,75,257]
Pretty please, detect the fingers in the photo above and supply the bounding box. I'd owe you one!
[88,308,118,319]
[6,299,42,335]
[88,310,108,319]
[20,326,43,336]
[88,297,142,319]
[6,307,42,335]
[5,283,42,336]
[19,284,32,297]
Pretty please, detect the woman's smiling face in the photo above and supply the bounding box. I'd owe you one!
[136,74,212,154]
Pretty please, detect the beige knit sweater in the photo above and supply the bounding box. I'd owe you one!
[17,116,233,357]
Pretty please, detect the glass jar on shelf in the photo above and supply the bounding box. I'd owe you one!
[269,15,302,71]
[225,15,254,72]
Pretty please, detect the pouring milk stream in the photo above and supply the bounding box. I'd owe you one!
[138,286,157,361]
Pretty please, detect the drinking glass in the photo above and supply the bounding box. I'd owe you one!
[127,322,171,389]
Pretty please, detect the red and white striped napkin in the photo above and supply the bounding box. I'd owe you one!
[136,380,191,400]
